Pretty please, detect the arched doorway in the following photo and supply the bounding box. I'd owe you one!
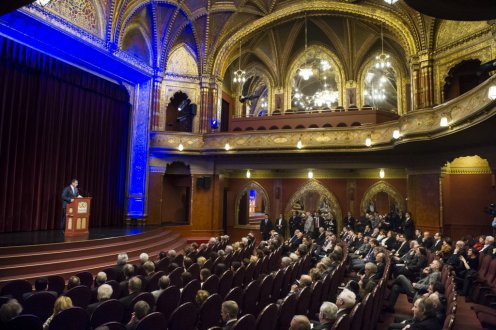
[360,181,404,215]
[235,181,270,226]
[284,180,343,229]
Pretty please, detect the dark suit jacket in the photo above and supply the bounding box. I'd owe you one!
[313,321,334,330]
[259,219,273,240]
[275,218,287,236]
[86,299,110,317]
[403,217,415,240]
[118,291,140,310]
[223,319,237,330]
[395,241,410,257]
[409,316,442,330]
[62,185,79,209]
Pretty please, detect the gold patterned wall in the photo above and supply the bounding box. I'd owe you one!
[44,0,103,37]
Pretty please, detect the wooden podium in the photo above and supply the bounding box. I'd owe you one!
[65,197,92,237]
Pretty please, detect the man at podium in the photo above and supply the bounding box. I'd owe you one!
[61,179,82,229]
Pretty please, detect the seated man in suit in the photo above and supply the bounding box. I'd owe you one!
[407,297,442,330]
[151,276,170,301]
[0,299,22,325]
[125,300,150,330]
[91,272,107,302]
[119,264,135,298]
[22,277,58,301]
[66,275,80,291]
[312,301,338,330]
[335,288,356,317]
[86,284,113,317]
[118,277,142,312]
[220,300,238,330]
[289,315,311,330]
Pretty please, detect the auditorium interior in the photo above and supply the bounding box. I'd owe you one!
[1,0,496,329]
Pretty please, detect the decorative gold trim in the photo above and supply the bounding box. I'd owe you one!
[441,155,492,175]
[360,181,405,214]
[284,179,343,228]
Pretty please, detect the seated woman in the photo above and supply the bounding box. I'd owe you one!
[43,296,73,330]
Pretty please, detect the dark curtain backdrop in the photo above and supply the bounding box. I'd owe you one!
[0,36,130,232]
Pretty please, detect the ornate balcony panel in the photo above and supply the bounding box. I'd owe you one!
[149,76,496,155]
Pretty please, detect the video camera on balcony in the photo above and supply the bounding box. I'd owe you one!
[484,203,496,216]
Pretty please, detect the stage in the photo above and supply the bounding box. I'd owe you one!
[0,225,188,286]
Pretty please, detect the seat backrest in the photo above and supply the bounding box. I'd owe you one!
[6,314,43,330]
[257,275,274,313]
[64,285,92,308]
[218,270,233,298]
[169,267,184,288]
[348,302,364,330]
[277,294,297,330]
[242,280,260,315]
[188,263,201,280]
[232,314,256,330]
[255,303,278,330]
[22,291,56,321]
[168,302,198,330]
[1,279,32,301]
[198,293,223,330]
[308,280,323,316]
[243,263,255,286]
[155,285,180,319]
[130,292,155,312]
[135,312,167,330]
[101,268,118,282]
[224,286,243,309]
[48,307,89,330]
[99,321,127,330]
[180,279,201,304]
[145,270,164,292]
[443,314,455,330]
[295,286,312,316]
[74,271,94,288]
[331,315,350,330]
[90,299,125,328]
[252,258,263,279]
[105,280,121,299]
[155,257,170,272]
[270,269,284,302]
[203,259,214,271]
[202,274,220,294]
[47,275,66,295]
[232,267,245,288]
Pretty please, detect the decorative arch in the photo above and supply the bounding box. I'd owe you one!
[234,181,271,226]
[284,180,343,227]
[166,43,199,76]
[360,181,405,214]
[356,54,408,114]
[284,44,346,111]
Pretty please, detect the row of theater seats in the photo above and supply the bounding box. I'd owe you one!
[465,254,496,328]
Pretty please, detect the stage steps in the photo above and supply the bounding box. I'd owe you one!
[0,228,187,286]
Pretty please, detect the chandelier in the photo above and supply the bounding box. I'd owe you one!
[375,24,391,69]
[233,42,246,84]
[314,89,339,107]
[298,14,313,80]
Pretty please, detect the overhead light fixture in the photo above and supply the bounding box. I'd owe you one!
[384,0,398,4]
[375,23,391,69]
[392,129,401,139]
[307,170,314,179]
[246,170,251,178]
[379,169,385,178]
[365,137,372,147]
[224,143,231,151]
[489,85,496,100]
[296,138,303,149]
[233,42,246,84]
[298,13,313,81]
[440,115,449,127]
[178,143,184,151]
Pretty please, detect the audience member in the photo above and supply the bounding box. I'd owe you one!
[125,300,150,330]
[43,296,73,330]
[289,315,311,330]
[313,301,338,329]
[87,284,113,316]
[336,288,356,317]
[118,277,142,311]
[151,275,170,301]
[195,289,210,306]
[23,277,58,300]
[66,275,81,290]
[0,299,22,325]
[221,300,238,330]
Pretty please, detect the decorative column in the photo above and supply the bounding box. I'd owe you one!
[150,73,163,131]
[125,79,153,219]
[412,52,435,110]
[199,75,215,133]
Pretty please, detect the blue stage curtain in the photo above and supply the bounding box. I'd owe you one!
[0,36,130,232]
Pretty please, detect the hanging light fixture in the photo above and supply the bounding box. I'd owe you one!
[233,42,246,84]
[246,170,251,178]
[299,13,313,81]
[375,23,391,69]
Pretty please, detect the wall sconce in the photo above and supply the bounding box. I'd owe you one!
[307,170,314,179]
[224,143,231,151]
[246,170,251,178]
[439,115,449,127]
[379,169,385,178]
[392,129,401,139]
[178,142,184,151]
[489,85,496,100]
[296,137,303,149]
[365,137,372,147]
